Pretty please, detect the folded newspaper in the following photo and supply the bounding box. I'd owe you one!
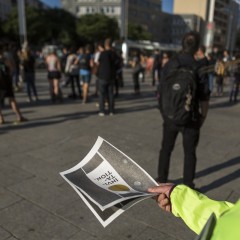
[60,137,158,227]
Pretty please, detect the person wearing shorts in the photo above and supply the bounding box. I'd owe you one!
[45,49,62,102]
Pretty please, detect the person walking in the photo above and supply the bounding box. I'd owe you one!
[156,32,210,189]
[0,43,27,124]
[96,38,117,116]
[45,49,62,103]
[131,50,142,95]
[207,53,215,95]
[214,57,225,96]
[65,48,81,100]
[21,47,38,102]
[229,53,240,103]
[77,45,93,103]
[152,49,162,86]
[92,42,105,98]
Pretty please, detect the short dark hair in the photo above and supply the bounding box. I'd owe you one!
[104,38,112,48]
[199,45,206,54]
[182,31,200,55]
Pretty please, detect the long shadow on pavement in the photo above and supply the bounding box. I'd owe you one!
[199,168,240,193]
[171,157,240,193]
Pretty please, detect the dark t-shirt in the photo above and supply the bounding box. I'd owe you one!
[23,55,35,73]
[0,59,14,98]
[97,50,117,83]
[79,53,91,71]
[153,53,161,70]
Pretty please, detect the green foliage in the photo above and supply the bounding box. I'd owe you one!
[2,6,19,41]
[2,8,120,47]
[76,14,119,43]
[2,7,78,47]
[128,23,152,41]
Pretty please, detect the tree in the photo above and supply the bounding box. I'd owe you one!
[76,14,119,44]
[2,7,78,47]
[128,23,152,41]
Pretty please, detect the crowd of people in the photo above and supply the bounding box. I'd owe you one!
[129,45,240,104]
[0,38,239,121]
[0,37,239,125]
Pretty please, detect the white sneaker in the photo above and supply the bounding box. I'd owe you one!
[98,112,105,117]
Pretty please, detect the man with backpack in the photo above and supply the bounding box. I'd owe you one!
[156,31,210,189]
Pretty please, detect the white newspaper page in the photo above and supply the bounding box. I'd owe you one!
[60,136,158,227]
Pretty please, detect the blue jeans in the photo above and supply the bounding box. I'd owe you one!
[208,74,214,93]
[81,74,91,84]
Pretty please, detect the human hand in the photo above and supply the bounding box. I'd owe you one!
[148,183,175,212]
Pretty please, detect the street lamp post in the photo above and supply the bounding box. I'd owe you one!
[121,0,128,40]
[204,0,215,53]
[226,14,233,54]
[17,0,27,48]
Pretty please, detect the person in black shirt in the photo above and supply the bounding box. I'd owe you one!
[21,47,38,102]
[0,42,27,124]
[96,38,117,116]
[156,32,210,189]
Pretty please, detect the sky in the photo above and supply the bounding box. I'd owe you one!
[40,0,173,13]
[40,0,61,8]
[162,0,173,13]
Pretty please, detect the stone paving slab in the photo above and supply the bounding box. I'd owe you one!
[0,226,11,240]
[0,69,239,240]
[0,188,22,211]
[0,200,79,240]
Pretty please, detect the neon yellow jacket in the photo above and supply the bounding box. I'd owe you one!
[170,185,239,240]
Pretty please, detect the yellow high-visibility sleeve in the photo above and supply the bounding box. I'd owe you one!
[170,185,234,235]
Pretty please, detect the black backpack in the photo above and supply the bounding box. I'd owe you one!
[159,58,198,125]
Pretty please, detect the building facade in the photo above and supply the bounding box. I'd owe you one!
[171,14,203,44]
[173,0,240,52]
[0,0,12,20]
[61,0,163,41]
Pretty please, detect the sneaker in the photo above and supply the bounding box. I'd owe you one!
[98,112,105,117]
[109,112,114,116]
[13,117,28,125]
[26,98,32,103]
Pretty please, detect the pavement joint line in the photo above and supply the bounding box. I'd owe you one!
[5,186,88,231]
[0,197,24,211]
[127,216,179,240]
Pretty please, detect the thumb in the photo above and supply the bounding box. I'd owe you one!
[148,183,175,197]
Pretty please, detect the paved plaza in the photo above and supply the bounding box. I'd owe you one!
[0,69,239,240]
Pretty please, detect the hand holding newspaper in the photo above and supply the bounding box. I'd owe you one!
[60,137,158,227]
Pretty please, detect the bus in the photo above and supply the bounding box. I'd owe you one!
[112,39,181,66]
